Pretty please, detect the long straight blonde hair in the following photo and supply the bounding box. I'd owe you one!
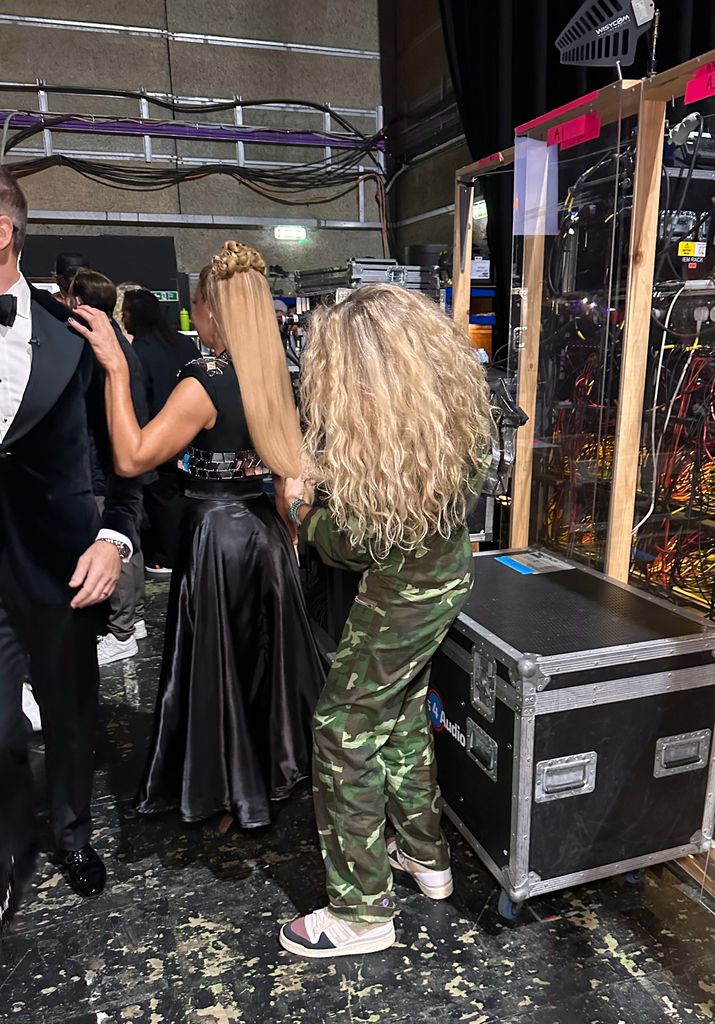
[201,241,302,478]
[301,284,492,556]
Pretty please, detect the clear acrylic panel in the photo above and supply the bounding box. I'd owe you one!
[509,90,637,569]
[630,148,715,617]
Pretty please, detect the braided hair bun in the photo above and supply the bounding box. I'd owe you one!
[211,240,267,279]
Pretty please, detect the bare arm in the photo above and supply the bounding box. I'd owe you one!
[106,373,216,477]
[70,306,216,477]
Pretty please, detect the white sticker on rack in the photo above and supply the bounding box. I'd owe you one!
[495,551,574,575]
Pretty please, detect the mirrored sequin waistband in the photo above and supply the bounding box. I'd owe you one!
[181,446,269,480]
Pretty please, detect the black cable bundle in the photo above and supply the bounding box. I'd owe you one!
[0,86,389,250]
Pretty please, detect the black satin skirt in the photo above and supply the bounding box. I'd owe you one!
[136,480,325,827]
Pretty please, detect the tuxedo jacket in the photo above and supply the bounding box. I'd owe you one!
[0,297,144,605]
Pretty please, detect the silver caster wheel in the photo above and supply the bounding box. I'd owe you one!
[624,869,645,886]
[498,889,524,921]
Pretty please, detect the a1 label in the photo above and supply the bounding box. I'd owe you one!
[547,113,601,151]
[685,63,715,105]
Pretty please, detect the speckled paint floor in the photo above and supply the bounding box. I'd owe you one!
[2,581,715,1024]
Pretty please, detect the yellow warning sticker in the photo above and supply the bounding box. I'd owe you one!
[678,241,707,258]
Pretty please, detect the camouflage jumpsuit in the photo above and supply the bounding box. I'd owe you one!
[300,508,475,922]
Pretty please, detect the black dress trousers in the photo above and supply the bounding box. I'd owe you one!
[142,464,185,569]
[1,583,101,853]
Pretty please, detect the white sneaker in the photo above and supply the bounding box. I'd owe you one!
[145,564,172,579]
[280,906,395,959]
[97,634,139,667]
[387,837,454,900]
[133,619,148,640]
[22,683,42,733]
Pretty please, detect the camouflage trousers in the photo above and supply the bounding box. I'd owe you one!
[312,563,472,922]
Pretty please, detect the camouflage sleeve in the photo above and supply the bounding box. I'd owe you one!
[299,507,371,573]
[469,449,492,496]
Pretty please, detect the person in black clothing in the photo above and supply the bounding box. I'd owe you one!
[123,289,199,417]
[0,169,143,908]
[67,269,151,667]
[54,251,88,304]
[122,289,199,572]
[71,243,325,832]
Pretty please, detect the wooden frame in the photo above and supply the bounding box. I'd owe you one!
[678,850,715,900]
[450,49,715,563]
[451,148,514,333]
[603,87,666,579]
[507,80,641,548]
[605,48,715,579]
[450,48,715,904]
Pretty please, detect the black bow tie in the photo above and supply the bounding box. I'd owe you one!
[0,294,17,328]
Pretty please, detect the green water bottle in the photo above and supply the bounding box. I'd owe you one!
[179,307,191,331]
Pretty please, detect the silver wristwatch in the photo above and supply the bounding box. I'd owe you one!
[99,537,131,560]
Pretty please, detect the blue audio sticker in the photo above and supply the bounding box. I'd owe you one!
[495,551,574,574]
[427,689,444,731]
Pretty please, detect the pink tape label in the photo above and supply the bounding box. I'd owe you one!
[547,113,601,151]
[685,63,715,105]
[477,151,504,169]
[516,90,600,134]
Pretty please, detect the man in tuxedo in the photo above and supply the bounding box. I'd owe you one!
[0,168,143,900]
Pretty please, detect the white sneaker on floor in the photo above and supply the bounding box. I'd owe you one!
[133,619,148,640]
[97,634,139,667]
[279,907,395,959]
[145,564,172,579]
[387,837,454,900]
[22,683,42,733]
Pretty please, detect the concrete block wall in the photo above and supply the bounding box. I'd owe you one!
[1,0,383,275]
[379,0,472,267]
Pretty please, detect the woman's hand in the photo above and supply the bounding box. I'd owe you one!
[69,306,126,375]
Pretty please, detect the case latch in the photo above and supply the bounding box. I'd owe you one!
[466,718,498,782]
[654,729,712,778]
[535,751,598,803]
[471,651,497,723]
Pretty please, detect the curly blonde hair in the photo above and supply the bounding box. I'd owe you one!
[212,240,266,278]
[301,284,492,556]
[201,241,302,478]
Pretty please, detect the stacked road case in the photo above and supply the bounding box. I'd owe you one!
[430,547,715,918]
[295,258,440,300]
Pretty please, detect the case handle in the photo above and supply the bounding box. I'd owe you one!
[466,718,498,782]
[441,637,497,723]
[535,751,598,803]
[654,729,712,779]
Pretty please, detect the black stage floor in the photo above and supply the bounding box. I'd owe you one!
[2,582,715,1024]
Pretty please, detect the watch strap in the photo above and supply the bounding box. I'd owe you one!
[99,537,131,560]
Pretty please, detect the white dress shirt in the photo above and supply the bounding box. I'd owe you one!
[0,273,132,559]
[0,273,33,443]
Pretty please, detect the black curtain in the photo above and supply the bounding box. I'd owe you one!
[439,0,715,352]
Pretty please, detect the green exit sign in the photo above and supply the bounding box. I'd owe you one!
[152,290,179,302]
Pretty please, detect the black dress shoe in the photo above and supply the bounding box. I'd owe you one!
[52,844,106,898]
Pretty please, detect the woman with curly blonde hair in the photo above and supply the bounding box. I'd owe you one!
[70,241,324,831]
[279,284,492,959]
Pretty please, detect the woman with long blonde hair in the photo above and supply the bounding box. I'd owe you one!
[279,284,492,959]
[71,241,324,830]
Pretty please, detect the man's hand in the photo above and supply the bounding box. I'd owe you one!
[69,541,122,609]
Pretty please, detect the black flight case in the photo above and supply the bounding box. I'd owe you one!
[430,547,715,919]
